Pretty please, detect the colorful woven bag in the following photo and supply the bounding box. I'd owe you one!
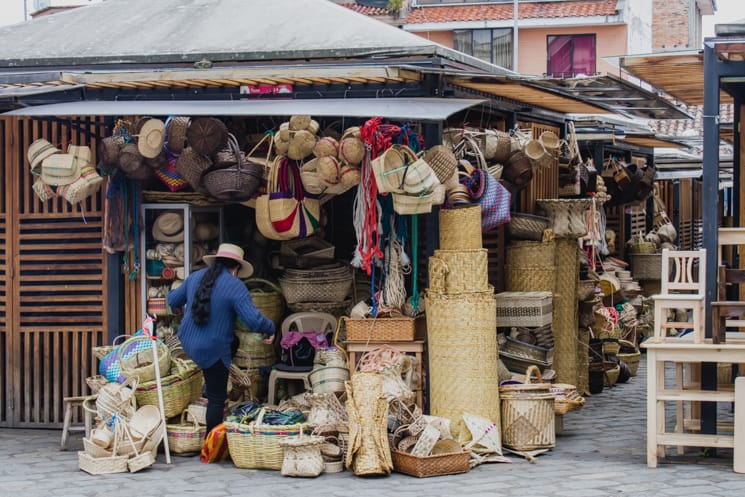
[154,157,190,192]
[480,174,511,231]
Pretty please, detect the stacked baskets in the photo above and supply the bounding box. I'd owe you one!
[279,263,353,314]
[426,204,500,440]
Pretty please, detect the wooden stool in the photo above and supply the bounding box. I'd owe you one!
[60,395,95,450]
[345,340,425,409]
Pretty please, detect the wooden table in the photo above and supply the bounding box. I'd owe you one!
[345,340,425,409]
[643,339,745,472]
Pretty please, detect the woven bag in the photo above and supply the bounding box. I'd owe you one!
[371,145,406,193]
[175,147,212,193]
[117,334,171,384]
[186,117,228,156]
[345,372,393,476]
[154,157,190,192]
[58,165,104,205]
[400,147,439,195]
[41,153,80,186]
[166,408,206,454]
[32,178,57,202]
[213,133,246,168]
[479,173,511,231]
[279,431,325,477]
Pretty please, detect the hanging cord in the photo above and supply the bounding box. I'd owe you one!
[381,238,408,311]
[129,181,140,281]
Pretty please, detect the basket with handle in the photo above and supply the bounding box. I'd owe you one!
[225,408,309,470]
[203,133,264,202]
[498,365,555,451]
[166,408,207,455]
[549,383,585,415]
[135,358,203,419]
[117,334,171,384]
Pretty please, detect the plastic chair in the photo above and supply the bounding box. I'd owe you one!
[652,249,706,343]
[266,312,338,405]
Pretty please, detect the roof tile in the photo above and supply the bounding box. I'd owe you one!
[405,0,619,24]
[341,2,390,16]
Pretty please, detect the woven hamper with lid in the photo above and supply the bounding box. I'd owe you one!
[499,366,555,451]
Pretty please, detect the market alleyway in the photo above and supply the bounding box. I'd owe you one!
[1,358,743,497]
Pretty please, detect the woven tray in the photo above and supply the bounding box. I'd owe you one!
[390,449,471,478]
[343,316,426,342]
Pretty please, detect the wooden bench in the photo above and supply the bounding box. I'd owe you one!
[643,339,745,472]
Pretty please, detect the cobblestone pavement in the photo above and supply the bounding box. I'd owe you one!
[1,358,743,497]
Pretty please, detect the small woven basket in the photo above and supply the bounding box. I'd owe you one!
[423,145,458,184]
[78,451,129,475]
[343,316,425,342]
[390,449,471,478]
[166,409,206,455]
[549,383,585,416]
[135,360,203,419]
[438,205,482,251]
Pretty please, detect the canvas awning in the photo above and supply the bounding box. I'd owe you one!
[2,97,487,121]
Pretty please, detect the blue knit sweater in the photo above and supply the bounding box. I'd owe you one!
[167,267,275,369]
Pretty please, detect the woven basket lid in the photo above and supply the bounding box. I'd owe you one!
[137,118,166,159]
[186,117,228,156]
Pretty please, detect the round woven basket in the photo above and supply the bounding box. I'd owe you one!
[438,205,482,251]
[507,212,551,241]
[505,265,556,292]
[506,240,556,267]
[504,151,533,186]
[483,129,512,163]
[203,160,263,202]
[186,117,228,156]
[135,360,203,419]
[425,290,499,440]
[175,147,212,193]
[233,331,276,369]
[604,362,620,387]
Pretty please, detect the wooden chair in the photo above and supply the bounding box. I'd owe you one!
[652,249,706,343]
[266,312,337,405]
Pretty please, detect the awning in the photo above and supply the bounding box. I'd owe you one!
[618,50,732,106]
[1,97,486,121]
[620,134,689,149]
[523,74,691,120]
[0,83,84,98]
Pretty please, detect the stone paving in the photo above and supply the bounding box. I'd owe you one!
[1,358,743,497]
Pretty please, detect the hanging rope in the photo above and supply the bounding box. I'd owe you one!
[381,238,408,311]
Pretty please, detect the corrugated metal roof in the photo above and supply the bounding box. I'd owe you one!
[0,0,509,75]
[2,97,486,121]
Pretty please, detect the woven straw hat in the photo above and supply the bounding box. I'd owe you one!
[194,222,219,241]
[27,138,61,175]
[287,129,316,160]
[289,115,311,131]
[152,212,184,242]
[137,118,166,159]
[186,117,228,156]
[203,243,254,278]
[166,116,190,154]
[119,143,144,173]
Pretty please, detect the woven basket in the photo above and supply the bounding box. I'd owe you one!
[135,360,203,419]
[438,205,482,250]
[604,362,620,387]
[241,278,285,327]
[507,212,551,241]
[187,117,228,156]
[423,145,458,184]
[428,249,489,295]
[78,451,129,475]
[86,375,109,394]
[549,383,585,416]
[616,339,640,376]
[629,253,663,280]
[166,409,206,455]
[536,198,592,239]
[117,335,171,384]
[308,365,349,395]
[499,366,555,451]
[280,266,353,304]
[506,240,556,267]
[175,147,212,193]
[343,316,426,342]
[390,449,471,478]
[505,265,556,292]
[233,330,276,369]
[495,291,553,327]
[203,159,263,202]
[225,411,308,470]
[288,299,351,318]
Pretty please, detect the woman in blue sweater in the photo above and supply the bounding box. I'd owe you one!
[168,243,275,434]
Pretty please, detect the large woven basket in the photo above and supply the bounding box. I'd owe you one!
[506,240,556,267]
[135,360,203,419]
[203,160,263,202]
[280,265,353,305]
[536,198,592,239]
[428,249,489,295]
[499,366,555,451]
[505,265,556,292]
[549,383,585,416]
[78,451,129,475]
[438,205,482,250]
[390,449,471,478]
[117,335,171,384]
[225,412,308,470]
[233,330,276,369]
[507,212,551,241]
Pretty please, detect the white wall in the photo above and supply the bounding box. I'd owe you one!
[622,0,653,55]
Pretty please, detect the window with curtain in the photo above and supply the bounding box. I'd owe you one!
[547,34,596,78]
[453,28,513,70]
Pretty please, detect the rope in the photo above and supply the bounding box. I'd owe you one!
[381,238,407,310]
[410,215,419,312]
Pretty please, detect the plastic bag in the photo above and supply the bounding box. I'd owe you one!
[200,423,230,463]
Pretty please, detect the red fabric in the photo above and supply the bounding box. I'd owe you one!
[200,423,230,463]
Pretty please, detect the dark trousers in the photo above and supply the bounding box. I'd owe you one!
[202,360,230,435]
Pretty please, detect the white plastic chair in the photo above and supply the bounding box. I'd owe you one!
[266,312,337,405]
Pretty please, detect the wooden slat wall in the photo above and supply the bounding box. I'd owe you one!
[1,115,108,427]
[484,226,505,293]
[605,206,622,257]
[0,117,7,425]
[517,122,560,214]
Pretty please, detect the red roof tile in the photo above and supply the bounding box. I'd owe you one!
[406,0,619,24]
[341,2,390,16]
